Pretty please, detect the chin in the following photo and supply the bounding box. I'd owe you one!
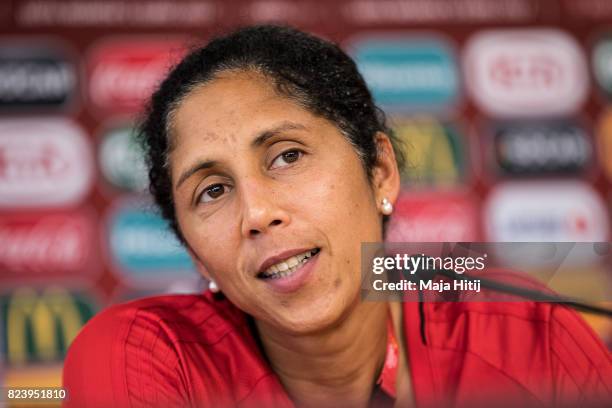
[264,284,360,335]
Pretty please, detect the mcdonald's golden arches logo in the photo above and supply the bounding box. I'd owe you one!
[1,286,97,365]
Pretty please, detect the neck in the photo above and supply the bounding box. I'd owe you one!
[255,300,389,408]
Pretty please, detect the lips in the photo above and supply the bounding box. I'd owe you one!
[255,247,321,293]
[257,247,320,279]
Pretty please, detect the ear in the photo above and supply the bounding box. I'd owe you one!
[371,132,401,207]
[186,246,212,281]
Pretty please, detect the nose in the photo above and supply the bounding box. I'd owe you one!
[239,178,289,238]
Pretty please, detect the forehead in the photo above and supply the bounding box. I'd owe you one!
[170,71,310,150]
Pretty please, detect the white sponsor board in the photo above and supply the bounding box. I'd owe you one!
[464,29,588,117]
[0,119,94,207]
[484,181,608,242]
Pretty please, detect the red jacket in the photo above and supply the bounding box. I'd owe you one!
[63,290,611,408]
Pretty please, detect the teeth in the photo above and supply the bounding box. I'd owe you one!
[260,249,319,279]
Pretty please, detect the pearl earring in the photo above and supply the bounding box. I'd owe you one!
[381,198,393,215]
[208,279,220,293]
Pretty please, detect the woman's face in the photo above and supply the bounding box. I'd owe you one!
[169,70,397,334]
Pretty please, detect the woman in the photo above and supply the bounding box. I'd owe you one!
[63,25,611,408]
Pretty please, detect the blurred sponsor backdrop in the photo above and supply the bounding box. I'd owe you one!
[1,0,612,404]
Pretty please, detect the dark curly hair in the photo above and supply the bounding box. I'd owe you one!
[139,24,405,242]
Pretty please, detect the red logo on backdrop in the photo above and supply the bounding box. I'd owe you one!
[0,144,69,178]
[387,192,479,242]
[0,212,97,282]
[490,56,561,90]
[0,119,93,208]
[87,39,186,114]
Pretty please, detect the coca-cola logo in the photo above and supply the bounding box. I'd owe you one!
[387,192,479,242]
[0,119,94,207]
[87,39,186,114]
[464,30,588,117]
[0,212,96,280]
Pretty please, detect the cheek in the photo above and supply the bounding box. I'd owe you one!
[294,158,381,271]
[180,212,241,280]
[304,163,379,237]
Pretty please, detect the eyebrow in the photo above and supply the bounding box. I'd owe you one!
[175,121,308,189]
[250,121,307,148]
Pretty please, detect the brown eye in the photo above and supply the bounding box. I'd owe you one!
[270,149,303,169]
[199,184,232,203]
[282,150,300,163]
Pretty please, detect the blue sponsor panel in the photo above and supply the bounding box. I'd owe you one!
[350,36,459,112]
[107,201,197,283]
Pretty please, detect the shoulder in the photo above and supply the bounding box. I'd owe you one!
[72,291,245,345]
[421,270,610,359]
[416,288,611,405]
[66,291,246,357]
[63,292,251,408]
[419,269,611,362]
